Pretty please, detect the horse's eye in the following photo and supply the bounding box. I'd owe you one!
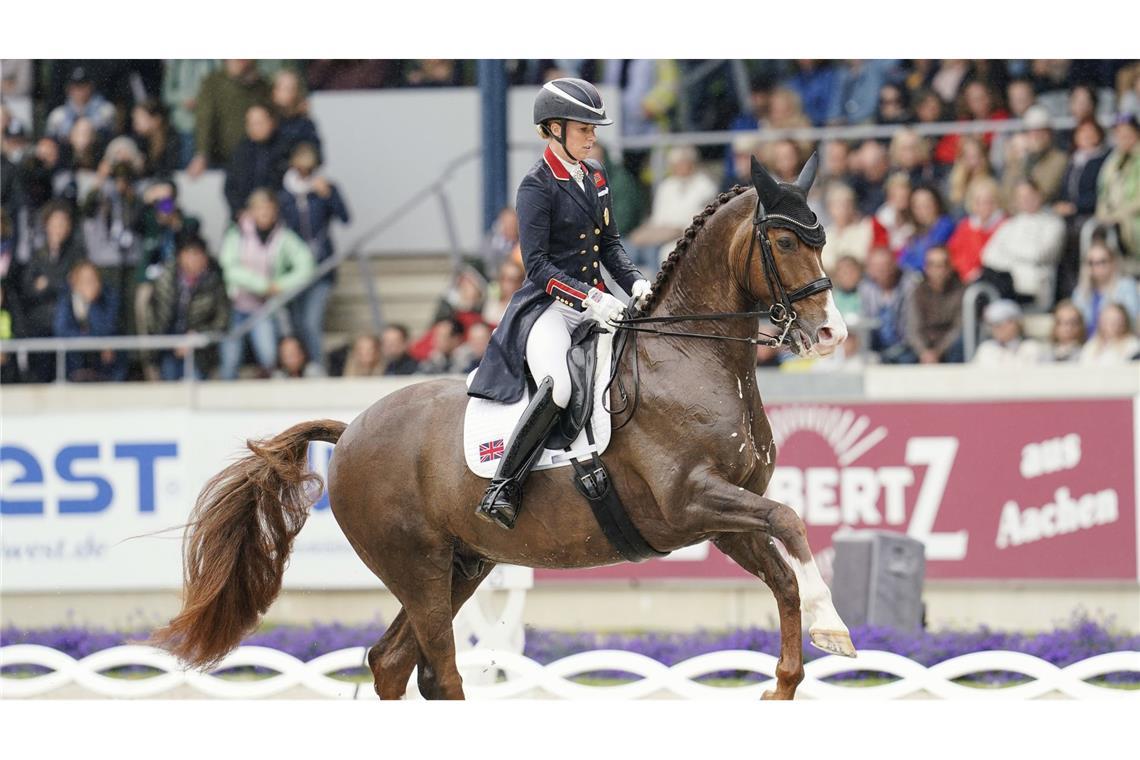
[777,237,795,251]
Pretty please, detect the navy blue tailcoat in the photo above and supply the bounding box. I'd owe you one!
[467,146,643,403]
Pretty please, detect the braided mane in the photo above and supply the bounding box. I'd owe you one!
[642,184,752,312]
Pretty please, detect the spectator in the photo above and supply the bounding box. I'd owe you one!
[930,60,972,104]
[945,135,995,215]
[875,82,913,127]
[341,333,381,377]
[858,245,918,363]
[903,246,965,364]
[418,317,467,374]
[1095,113,1140,257]
[148,236,230,381]
[722,134,761,193]
[482,260,524,327]
[889,128,941,187]
[588,142,646,236]
[831,255,863,319]
[1078,302,1140,365]
[130,99,180,179]
[612,60,680,138]
[981,178,1066,307]
[430,265,487,336]
[1046,299,1087,362]
[78,161,143,335]
[1005,78,1037,120]
[478,207,520,277]
[55,119,102,203]
[187,59,271,177]
[946,177,1006,284]
[626,145,717,269]
[762,87,814,157]
[217,190,315,380]
[898,185,955,273]
[161,59,220,168]
[765,139,803,183]
[999,105,1068,206]
[271,69,322,162]
[459,321,493,374]
[1070,242,1140,336]
[940,80,1009,170]
[781,60,837,127]
[972,299,1045,366]
[836,63,903,125]
[224,104,287,219]
[278,142,350,367]
[53,260,126,382]
[44,66,116,142]
[379,324,419,375]
[870,172,915,254]
[273,335,326,379]
[850,139,891,216]
[913,88,959,167]
[1055,119,1110,220]
[19,203,86,345]
[820,183,873,272]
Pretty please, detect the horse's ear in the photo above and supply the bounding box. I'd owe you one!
[795,152,819,192]
[750,155,781,207]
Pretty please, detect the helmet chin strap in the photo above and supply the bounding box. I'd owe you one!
[553,119,580,162]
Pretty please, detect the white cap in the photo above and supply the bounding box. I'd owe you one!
[1023,105,1051,130]
[984,299,1022,325]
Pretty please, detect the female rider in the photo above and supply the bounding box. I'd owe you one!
[467,78,652,530]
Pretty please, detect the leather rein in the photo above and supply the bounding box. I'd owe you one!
[603,201,832,427]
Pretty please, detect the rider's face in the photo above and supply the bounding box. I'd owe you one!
[553,121,597,159]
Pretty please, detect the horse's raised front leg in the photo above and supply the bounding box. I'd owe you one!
[680,472,856,658]
[714,532,804,700]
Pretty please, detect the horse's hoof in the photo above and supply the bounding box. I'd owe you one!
[809,628,857,658]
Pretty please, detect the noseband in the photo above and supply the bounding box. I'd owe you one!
[611,199,833,348]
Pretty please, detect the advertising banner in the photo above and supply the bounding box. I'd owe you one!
[536,398,1139,583]
[3,398,1136,591]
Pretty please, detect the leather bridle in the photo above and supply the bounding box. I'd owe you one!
[604,200,833,426]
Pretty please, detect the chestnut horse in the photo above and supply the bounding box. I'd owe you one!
[152,159,856,700]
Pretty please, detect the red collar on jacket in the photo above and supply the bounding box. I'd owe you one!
[543,145,574,181]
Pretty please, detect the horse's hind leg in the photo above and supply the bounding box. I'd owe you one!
[714,532,805,700]
[369,552,494,700]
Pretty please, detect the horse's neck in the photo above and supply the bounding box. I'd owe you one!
[642,218,758,379]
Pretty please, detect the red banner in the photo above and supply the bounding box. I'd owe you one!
[536,398,1138,582]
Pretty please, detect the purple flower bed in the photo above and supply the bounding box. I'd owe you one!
[2,615,1137,684]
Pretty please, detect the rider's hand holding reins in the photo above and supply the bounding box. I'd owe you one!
[631,279,652,310]
[584,287,626,326]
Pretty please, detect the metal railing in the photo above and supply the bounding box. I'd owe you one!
[962,281,1003,362]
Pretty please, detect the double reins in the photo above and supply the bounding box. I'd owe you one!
[603,200,832,427]
[611,200,833,348]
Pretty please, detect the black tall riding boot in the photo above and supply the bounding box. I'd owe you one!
[475,376,562,530]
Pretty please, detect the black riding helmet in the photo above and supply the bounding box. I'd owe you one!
[534,78,613,161]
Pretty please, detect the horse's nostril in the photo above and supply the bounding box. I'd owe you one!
[817,326,835,344]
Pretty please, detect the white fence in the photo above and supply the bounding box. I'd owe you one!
[3,645,1137,700]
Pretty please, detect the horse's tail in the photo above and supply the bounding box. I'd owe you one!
[149,419,347,670]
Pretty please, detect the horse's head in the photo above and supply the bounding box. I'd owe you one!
[744,154,847,357]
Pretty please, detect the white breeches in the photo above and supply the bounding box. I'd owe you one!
[526,301,587,409]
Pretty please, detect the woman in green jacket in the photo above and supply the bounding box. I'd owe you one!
[218,188,314,379]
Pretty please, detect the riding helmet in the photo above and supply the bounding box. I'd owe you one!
[533,78,613,126]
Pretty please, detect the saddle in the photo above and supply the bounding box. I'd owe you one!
[541,320,603,450]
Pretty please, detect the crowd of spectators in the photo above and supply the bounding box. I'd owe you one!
[2,59,1139,385]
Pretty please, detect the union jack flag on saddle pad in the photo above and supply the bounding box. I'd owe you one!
[479,438,505,462]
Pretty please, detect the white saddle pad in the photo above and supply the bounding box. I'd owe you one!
[463,330,614,479]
